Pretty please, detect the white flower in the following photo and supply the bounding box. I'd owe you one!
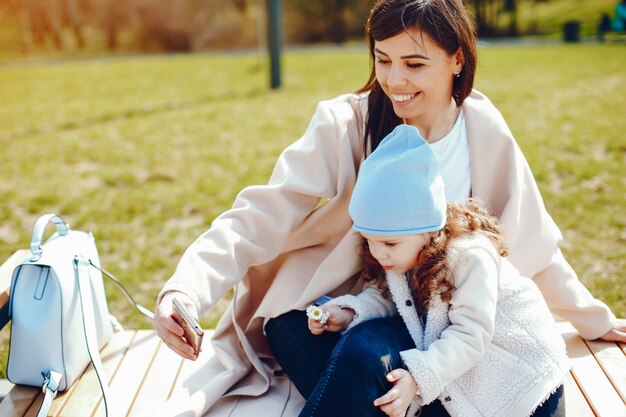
[306,305,329,325]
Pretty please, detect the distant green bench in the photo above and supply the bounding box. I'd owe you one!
[0,249,624,416]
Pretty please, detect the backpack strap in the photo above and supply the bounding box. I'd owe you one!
[74,256,112,417]
[86,259,155,321]
[36,371,62,417]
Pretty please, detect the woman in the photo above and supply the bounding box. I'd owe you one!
[154,1,625,416]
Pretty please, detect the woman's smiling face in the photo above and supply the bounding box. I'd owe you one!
[374,29,462,127]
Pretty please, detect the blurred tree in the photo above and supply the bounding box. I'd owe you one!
[9,0,86,52]
[469,0,519,36]
[285,0,371,44]
[504,0,518,35]
[82,0,255,52]
[5,0,31,53]
[12,0,62,50]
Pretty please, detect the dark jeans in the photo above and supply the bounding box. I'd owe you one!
[532,385,566,417]
[265,310,423,417]
[265,310,565,417]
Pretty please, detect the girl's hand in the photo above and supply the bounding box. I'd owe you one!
[373,369,418,417]
[307,305,355,335]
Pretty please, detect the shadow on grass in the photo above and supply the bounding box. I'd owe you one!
[0,87,265,141]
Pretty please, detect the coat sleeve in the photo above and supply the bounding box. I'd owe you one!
[400,247,499,405]
[158,99,357,314]
[465,91,616,340]
[532,249,615,339]
[498,140,615,340]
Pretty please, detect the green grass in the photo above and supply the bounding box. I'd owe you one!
[0,44,624,377]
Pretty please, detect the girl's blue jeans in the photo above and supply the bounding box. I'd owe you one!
[265,310,566,417]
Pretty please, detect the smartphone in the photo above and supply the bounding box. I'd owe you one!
[172,297,204,357]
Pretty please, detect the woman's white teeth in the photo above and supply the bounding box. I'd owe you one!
[393,93,416,102]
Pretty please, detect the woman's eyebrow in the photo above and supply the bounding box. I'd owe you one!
[373,48,388,56]
[373,48,429,60]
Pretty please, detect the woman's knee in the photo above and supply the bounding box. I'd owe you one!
[265,310,306,341]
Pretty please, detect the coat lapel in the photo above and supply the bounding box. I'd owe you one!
[386,271,424,349]
[423,293,450,347]
[386,271,450,350]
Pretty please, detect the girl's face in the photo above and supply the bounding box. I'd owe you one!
[374,30,463,129]
[362,232,435,274]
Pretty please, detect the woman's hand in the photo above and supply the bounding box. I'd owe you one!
[373,369,418,417]
[307,305,355,335]
[599,318,626,342]
[154,292,199,360]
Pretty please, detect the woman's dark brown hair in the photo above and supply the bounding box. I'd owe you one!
[358,200,508,314]
[357,0,478,155]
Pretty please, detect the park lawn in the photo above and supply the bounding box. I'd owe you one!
[0,44,624,376]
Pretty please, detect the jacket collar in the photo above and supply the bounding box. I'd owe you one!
[386,270,450,349]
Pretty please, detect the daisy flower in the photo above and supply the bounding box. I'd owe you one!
[306,305,329,325]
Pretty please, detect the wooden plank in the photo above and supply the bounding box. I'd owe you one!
[564,372,596,417]
[38,339,109,417]
[93,330,160,417]
[0,249,30,290]
[127,339,185,417]
[559,321,626,417]
[172,330,215,391]
[0,250,28,299]
[22,392,48,417]
[0,385,39,417]
[586,338,626,404]
[0,249,29,329]
[56,331,135,417]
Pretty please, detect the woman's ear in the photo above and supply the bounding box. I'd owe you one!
[454,48,465,74]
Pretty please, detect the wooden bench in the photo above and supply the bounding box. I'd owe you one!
[0,250,624,416]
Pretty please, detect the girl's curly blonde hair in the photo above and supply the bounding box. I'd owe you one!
[358,199,509,315]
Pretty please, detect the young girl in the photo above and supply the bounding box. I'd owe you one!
[310,124,570,417]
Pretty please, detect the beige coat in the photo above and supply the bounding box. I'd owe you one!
[156,90,615,417]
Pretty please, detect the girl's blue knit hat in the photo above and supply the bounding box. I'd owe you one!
[349,124,446,236]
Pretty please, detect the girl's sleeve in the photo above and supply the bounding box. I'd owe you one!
[325,284,397,330]
[158,100,355,314]
[399,247,499,405]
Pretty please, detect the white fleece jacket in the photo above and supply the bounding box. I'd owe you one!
[327,234,570,417]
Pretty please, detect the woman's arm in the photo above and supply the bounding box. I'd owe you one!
[157,98,359,315]
[532,249,621,340]
[465,91,620,341]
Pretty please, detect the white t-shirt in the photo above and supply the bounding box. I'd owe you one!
[429,110,471,203]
